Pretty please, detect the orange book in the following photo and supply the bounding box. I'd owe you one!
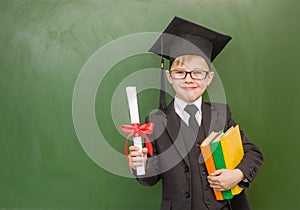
[200,131,224,200]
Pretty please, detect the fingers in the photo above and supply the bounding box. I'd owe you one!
[207,169,225,184]
[128,146,147,170]
[129,146,148,155]
[208,169,227,190]
[129,145,140,152]
[129,146,142,157]
[207,175,220,187]
[129,156,144,167]
[207,169,239,191]
[207,176,225,190]
[210,184,227,191]
[207,177,229,191]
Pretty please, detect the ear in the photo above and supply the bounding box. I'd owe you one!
[205,72,214,86]
[165,70,173,84]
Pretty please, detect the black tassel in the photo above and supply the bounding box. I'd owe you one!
[159,58,166,110]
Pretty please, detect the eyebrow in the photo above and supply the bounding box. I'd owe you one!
[171,68,209,72]
[192,68,209,71]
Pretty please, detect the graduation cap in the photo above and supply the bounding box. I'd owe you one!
[149,16,232,110]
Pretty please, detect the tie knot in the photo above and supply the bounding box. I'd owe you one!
[184,104,198,116]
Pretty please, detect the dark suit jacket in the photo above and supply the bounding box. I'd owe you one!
[136,101,263,210]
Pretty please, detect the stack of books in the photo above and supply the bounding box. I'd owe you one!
[200,125,244,200]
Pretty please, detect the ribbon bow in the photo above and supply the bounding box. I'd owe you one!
[119,123,154,157]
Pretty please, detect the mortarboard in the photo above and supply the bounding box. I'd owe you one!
[149,16,232,110]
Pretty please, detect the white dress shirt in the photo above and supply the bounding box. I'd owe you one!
[174,96,202,127]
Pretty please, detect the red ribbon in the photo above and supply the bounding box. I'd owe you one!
[119,123,154,157]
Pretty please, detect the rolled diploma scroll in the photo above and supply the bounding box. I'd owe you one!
[126,86,145,175]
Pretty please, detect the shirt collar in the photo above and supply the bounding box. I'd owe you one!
[174,96,202,113]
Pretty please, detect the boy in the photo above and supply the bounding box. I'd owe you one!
[128,16,263,210]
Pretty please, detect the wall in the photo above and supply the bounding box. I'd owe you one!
[0,0,299,209]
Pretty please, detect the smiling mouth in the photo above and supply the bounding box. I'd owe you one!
[182,87,197,91]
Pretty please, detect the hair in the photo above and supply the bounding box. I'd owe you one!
[170,54,211,70]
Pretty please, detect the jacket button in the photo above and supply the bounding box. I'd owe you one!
[184,192,190,198]
[204,184,209,190]
[184,166,189,173]
[206,199,210,206]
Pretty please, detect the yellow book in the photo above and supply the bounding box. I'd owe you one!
[220,125,244,195]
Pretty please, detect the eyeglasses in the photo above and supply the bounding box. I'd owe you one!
[169,70,210,80]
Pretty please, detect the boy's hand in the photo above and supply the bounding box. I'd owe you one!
[207,169,244,191]
[128,146,148,171]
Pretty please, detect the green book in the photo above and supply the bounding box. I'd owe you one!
[210,136,234,200]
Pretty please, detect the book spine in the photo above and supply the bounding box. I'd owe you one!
[210,141,233,200]
[200,145,224,200]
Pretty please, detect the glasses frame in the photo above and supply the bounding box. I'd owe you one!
[169,70,210,80]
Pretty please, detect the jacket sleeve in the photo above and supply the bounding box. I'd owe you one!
[224,104,264,186]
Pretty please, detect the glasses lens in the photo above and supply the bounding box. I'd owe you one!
[171,70,186,79]
[192,71,208,80]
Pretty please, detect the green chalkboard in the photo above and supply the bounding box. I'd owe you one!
[1,0,300,209]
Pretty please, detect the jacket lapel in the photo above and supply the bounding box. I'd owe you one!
[201,102,213,138]
[201,102,228,135]
[165,101,190,166]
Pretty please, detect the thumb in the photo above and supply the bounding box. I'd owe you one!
[142,147,148,157]
[211,168,226,176]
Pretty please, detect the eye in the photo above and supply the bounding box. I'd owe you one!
[193,71,206,76]
[173,70,185,76]
[192,70,208,79]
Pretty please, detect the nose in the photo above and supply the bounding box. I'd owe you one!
[184,72,194,82]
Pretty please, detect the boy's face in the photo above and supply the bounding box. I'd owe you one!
[166,55,214,103]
